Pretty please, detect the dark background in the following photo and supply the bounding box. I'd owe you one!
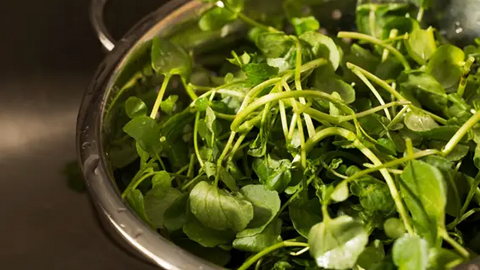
[0,0,166,269]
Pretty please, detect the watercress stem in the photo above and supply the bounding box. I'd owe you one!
[237,241,309,270]
[339,32,411,70]
[303,127,415,235]
[443,110,480,156]
[351,67,392,120]
[122,171,155,199]
[181,78,198,100]
[439,228,470,258]
[214,132,236,187]
[193,112,204,167]
[150,74,172,118]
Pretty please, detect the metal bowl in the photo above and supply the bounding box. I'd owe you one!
[77,0,480,269]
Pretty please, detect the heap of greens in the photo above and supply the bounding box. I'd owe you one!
[106,0,480,269]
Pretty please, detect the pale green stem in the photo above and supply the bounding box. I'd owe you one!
[231,90,346,131]
[382,29,398,62]
[279,100,289,139]
[351,67,392,120]
[214,132,236,187]
[150,75,172,118]
[339,32,411,70]
[193,112,204,167]
[181,78,198,100]
[237,241,309,270]
[417,7,425,22]
[294,37,316,138]
[439,228,470,258]
[443,110,480,156]
[346,62,405,100]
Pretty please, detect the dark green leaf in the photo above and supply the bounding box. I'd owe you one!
[144,185,182,229]
[189,181,254,231]
[173,238,232,266]
[123,116,161,154]
[233,218,282,252]
[199,7,237,31]
[357,240,385,269]
[243,63,279,85]
[399,72,447,111]
[426,45,465,91]
[312,66,355,104]
[164,194,188,232]
[237,185,281,237]
[151,37,192,80]
[376,137,397,155]
[160,95,178,115]
[291,17,320,36]
[308,215,368,269]
[300,31,341,70]
[256,32,293,58]
[125,97,148,118]
[289,199,322,238]
[392,235,429,270]
[126,189,152,227]
[183,207,236,247]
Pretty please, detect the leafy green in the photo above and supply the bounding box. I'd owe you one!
[151,37,192,80]
[189,181,254,232]
[108,2,479,268]
[291,17,320,36]
[400,160,446,245]
[392,235,429,270]
[308,216,368,269]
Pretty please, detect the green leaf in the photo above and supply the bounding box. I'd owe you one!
[384,218,406,239]
[426,45,465,91]
[256,32,294,58]
[400,160,446,245]
[405,28,437,65]
[392,235,429,270]
[350,179,396,216]
[404,110,439,132]
[357,240,385,269]
[381,17,420,40]
[151,171,172,188]
[308,215,369,269]
[408,0,432,8]
[125,97,148,118]
[237,185,281,237]
[291,17,320,35]
[289,199,323,238]
[164,194,188,232]
[144,185,182,229]
[151,37,192,80]
[173,238,232,266]
[300,31,341,70]
[160,95,178,115]
[233,218,282,252]
[136,142,149,164]
[199,7,237,31]
[376,137,397,155]
[189,181,254,231]
[123,116,161,154]
[272,261,293,270]
[243,63,279,85]
[253,156,293,192]
[399,72,447,112]
[428,247,463,270]
[312,67,355,104]
[183,207,236,247]
[331,182,349,202]
[227,51,251,67]
[126,189,152,227]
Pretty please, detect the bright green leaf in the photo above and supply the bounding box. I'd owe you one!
[405,28,437,65]
[125,97,148,118]
[384,218,406,239]
[308,215,369,269]
[189,181,254,231]
[427,45,465,90]
[160,95,178,115]
[300,31,341,70]
[404,110,439,132]
[291,16,320,35]
[199,7,237,31]
[392,235,429,270]
[123,116,161,154]
[151,37,192,80]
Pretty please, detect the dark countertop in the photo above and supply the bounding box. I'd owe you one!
[0,0,164,269]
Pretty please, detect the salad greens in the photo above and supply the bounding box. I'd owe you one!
[105,0,480,269]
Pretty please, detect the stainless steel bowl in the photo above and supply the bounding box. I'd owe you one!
[77,0,225,269]
[77,0,480,269]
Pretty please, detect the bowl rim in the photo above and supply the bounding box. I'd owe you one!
[77,0,223,269]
